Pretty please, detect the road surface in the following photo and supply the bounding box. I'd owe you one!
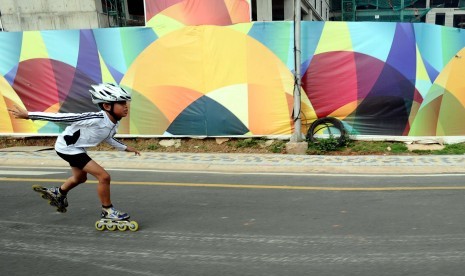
[1,166,465,276]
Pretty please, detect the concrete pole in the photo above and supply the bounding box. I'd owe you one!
[0,10,4,31]
[400,0,404,22]
[256,0,272,21]
[290,0,304,142]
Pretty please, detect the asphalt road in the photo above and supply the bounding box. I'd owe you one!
[1,166,465,276]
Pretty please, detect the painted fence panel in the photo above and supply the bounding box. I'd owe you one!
[1,22,465,137]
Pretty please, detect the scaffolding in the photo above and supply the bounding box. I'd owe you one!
[338,0,436,22]
[102,0,127,27]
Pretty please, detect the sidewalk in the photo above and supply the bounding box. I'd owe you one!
[1,148,465,174]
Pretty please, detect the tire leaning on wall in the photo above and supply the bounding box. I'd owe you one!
[306,117,347,147]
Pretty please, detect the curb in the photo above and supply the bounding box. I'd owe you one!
[0,150,464,174]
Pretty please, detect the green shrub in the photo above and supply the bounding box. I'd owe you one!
[147,144,159,150]
[270,140,286,153]
[235,138,259,148]
[307,134,349,153]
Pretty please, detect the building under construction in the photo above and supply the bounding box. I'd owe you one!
[0,0,331,32]
[331,0,465,28]
[0,0,144,32]
[1,0,463,32]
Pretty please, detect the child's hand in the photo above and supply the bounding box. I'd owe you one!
[125,146,141,156]
[8,105,29,119]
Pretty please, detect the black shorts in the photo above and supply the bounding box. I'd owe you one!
[56,151,92,170]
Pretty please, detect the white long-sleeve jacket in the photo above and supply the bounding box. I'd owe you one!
[28,110,127,155]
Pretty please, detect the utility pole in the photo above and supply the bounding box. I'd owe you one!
[290,0,303,142]
[286,0,308,154]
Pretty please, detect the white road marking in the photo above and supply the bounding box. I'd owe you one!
[0,170,64,176]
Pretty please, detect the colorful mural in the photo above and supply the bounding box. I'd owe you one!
[1,21,465,137]
[145,0,251,31]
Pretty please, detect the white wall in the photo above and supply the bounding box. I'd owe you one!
[0,0,101,31]
[425,8,465,27]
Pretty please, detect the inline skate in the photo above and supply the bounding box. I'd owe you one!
[95,206,139,231]
[32,185,68,213]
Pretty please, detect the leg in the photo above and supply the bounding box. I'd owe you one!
[60,166,88,193]
[82,160,112,206]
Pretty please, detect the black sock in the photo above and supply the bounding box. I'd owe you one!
[102,204,113,209]
[59,188,67,195]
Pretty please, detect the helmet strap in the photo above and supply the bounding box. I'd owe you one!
[103,103,122,122]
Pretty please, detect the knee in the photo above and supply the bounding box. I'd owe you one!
[76,175,87,184]
[98,173,111,184]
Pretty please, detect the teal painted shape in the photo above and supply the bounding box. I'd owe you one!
[93,27,158,76]
[42,29,80,67]
[248,22,293,69]
[301,21,324,73]
[167,96,249,136]
[37,121,64,134]
[414,24,445,74]
[93,28,125,73]
[349,22,396,62]
[0,32,22,76]
[440,26,465,68]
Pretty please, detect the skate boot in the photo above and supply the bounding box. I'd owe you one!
[95,206,139,232]
[32,185,68,213]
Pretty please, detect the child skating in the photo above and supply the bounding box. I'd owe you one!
[9,83,140,231]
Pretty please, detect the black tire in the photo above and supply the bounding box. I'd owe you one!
[306,117,347,146]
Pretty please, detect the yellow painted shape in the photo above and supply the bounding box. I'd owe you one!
[122,25,294,135]
[328,101,358,119]
[226,22,253,34]
[0,75,22,104]
[20,31,48,61]
[444,48,465,103]
[315,22,352,55]
[148,14,185,37]
[415,45,430,81]
[0,76,35,132]
[99,52,116,84]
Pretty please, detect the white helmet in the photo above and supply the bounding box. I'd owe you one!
[89,83,131,104]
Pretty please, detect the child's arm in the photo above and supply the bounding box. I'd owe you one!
[125,145,141,156]
[8,105,29,120]
[9,105,102,124]
[106,136,141,156]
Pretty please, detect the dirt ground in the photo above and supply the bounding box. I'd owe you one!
[0,137,288,154]
[0,136,447,155]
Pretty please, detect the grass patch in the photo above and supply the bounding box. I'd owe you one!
[426,143,465,155]
[348,141,409,154]
[147,144,159,150]
[269,140,286,153]
[234,138,259,148]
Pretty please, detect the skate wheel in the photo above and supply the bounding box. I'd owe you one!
[106,224,117,231]
[128,221,139,232]
[117,223,128,231]
[57,207,67,213]
[41,194,48,199]
[32,185,43,192]
[95,221,105,231]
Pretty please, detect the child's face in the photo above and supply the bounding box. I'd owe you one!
[113,101,129,118]
[103,101,129,118]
